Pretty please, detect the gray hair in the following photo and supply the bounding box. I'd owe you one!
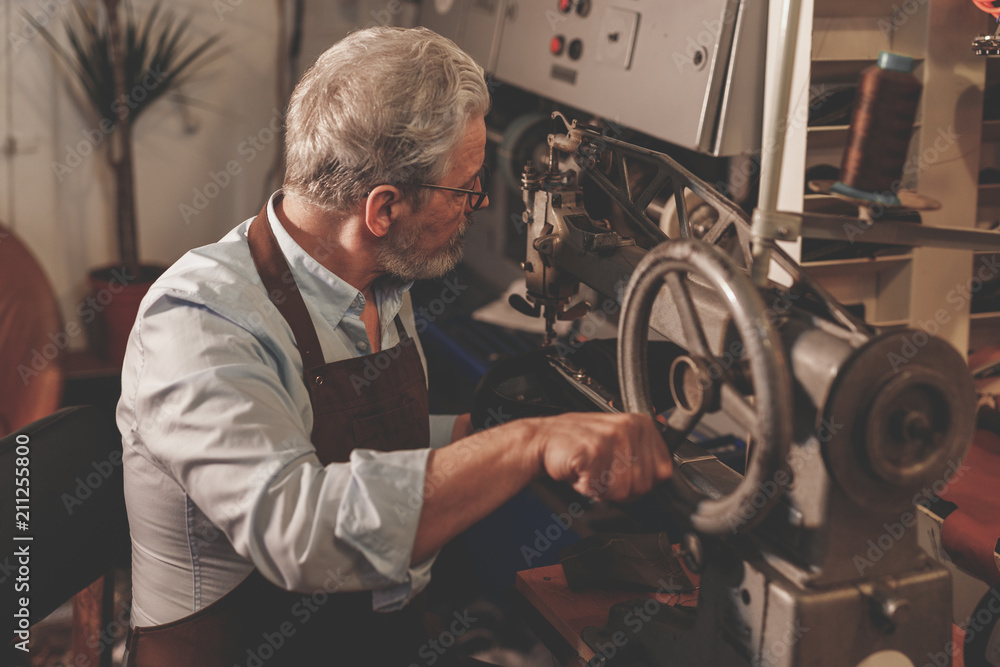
[282,26,490,212]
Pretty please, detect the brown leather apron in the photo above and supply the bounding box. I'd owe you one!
[126,204,431,666]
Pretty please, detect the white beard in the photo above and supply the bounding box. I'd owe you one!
[375,214,472,281]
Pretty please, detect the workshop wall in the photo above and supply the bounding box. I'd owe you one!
[0,1,363,351]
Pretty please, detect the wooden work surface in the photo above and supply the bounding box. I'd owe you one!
[515,562,699,663]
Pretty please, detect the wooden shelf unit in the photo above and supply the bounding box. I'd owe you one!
[770,0,988,355]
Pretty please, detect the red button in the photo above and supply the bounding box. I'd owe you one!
[558,0,572,13]
[550,35,565,55]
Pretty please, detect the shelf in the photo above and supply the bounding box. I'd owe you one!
[814,0,928,18]
[800,254,911,281]
[801,254,911,269]
[983,119,1000,143]
[979,183,1000,207]
[803,193,857,213]
[810,58,925,82]
[810,59,874,83]
[807,123,920,151]
[970,313,1000,352]
[794,0,979,354]
[65,349,121,380]
[807,125,849,150]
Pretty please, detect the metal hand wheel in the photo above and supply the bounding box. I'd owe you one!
[618,239,794,535]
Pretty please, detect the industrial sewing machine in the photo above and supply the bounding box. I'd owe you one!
[491,113,990,666]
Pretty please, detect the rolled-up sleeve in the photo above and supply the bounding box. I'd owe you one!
[126,292,435,609]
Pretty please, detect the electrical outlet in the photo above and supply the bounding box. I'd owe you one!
[596,7,639,70]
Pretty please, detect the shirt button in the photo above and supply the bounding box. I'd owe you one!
[356,340,369,351]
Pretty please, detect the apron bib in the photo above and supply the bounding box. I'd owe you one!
[126,202,430,666]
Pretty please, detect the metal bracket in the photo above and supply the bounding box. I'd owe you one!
[750,208,804,242]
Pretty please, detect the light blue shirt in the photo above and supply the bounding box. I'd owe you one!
[118,192,457,627]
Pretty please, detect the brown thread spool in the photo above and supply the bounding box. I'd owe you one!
[833,52,922,206]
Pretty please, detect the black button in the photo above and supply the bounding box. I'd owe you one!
[568,39,583,60]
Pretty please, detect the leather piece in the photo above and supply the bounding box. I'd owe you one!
[0,223,64,437]
[560,532,694,594]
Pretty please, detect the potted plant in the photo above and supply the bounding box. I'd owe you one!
[32,0,223,363]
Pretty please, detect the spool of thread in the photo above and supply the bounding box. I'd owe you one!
[832,51,923,208]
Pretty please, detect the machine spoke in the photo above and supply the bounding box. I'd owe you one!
[666,272,714,361]
[720,382,757,431]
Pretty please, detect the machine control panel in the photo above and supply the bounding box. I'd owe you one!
[493,0,766,156]
[418,0,767,156]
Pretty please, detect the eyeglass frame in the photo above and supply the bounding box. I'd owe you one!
[416,165,490,210]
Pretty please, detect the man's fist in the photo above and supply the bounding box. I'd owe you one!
[526,412,672,502]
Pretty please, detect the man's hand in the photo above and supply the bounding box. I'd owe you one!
[412,411,671,563]
[526,413,672,502]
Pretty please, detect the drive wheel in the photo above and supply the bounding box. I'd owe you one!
[618,239,794,534]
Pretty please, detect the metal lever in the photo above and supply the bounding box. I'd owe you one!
[508,293,541,318]
[558,300,591,321]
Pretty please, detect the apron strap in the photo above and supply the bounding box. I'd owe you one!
[394,313,409,340]
[247,203,326,374]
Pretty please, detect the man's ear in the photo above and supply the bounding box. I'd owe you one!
[364,185,405,238]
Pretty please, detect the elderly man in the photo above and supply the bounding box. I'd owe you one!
[119,26,670,666]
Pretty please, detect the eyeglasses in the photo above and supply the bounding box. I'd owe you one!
[417,165,490,210]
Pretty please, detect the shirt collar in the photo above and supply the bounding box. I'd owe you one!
[264,191,413,328]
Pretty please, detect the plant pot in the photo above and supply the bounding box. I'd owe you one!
[87,265,165,366]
